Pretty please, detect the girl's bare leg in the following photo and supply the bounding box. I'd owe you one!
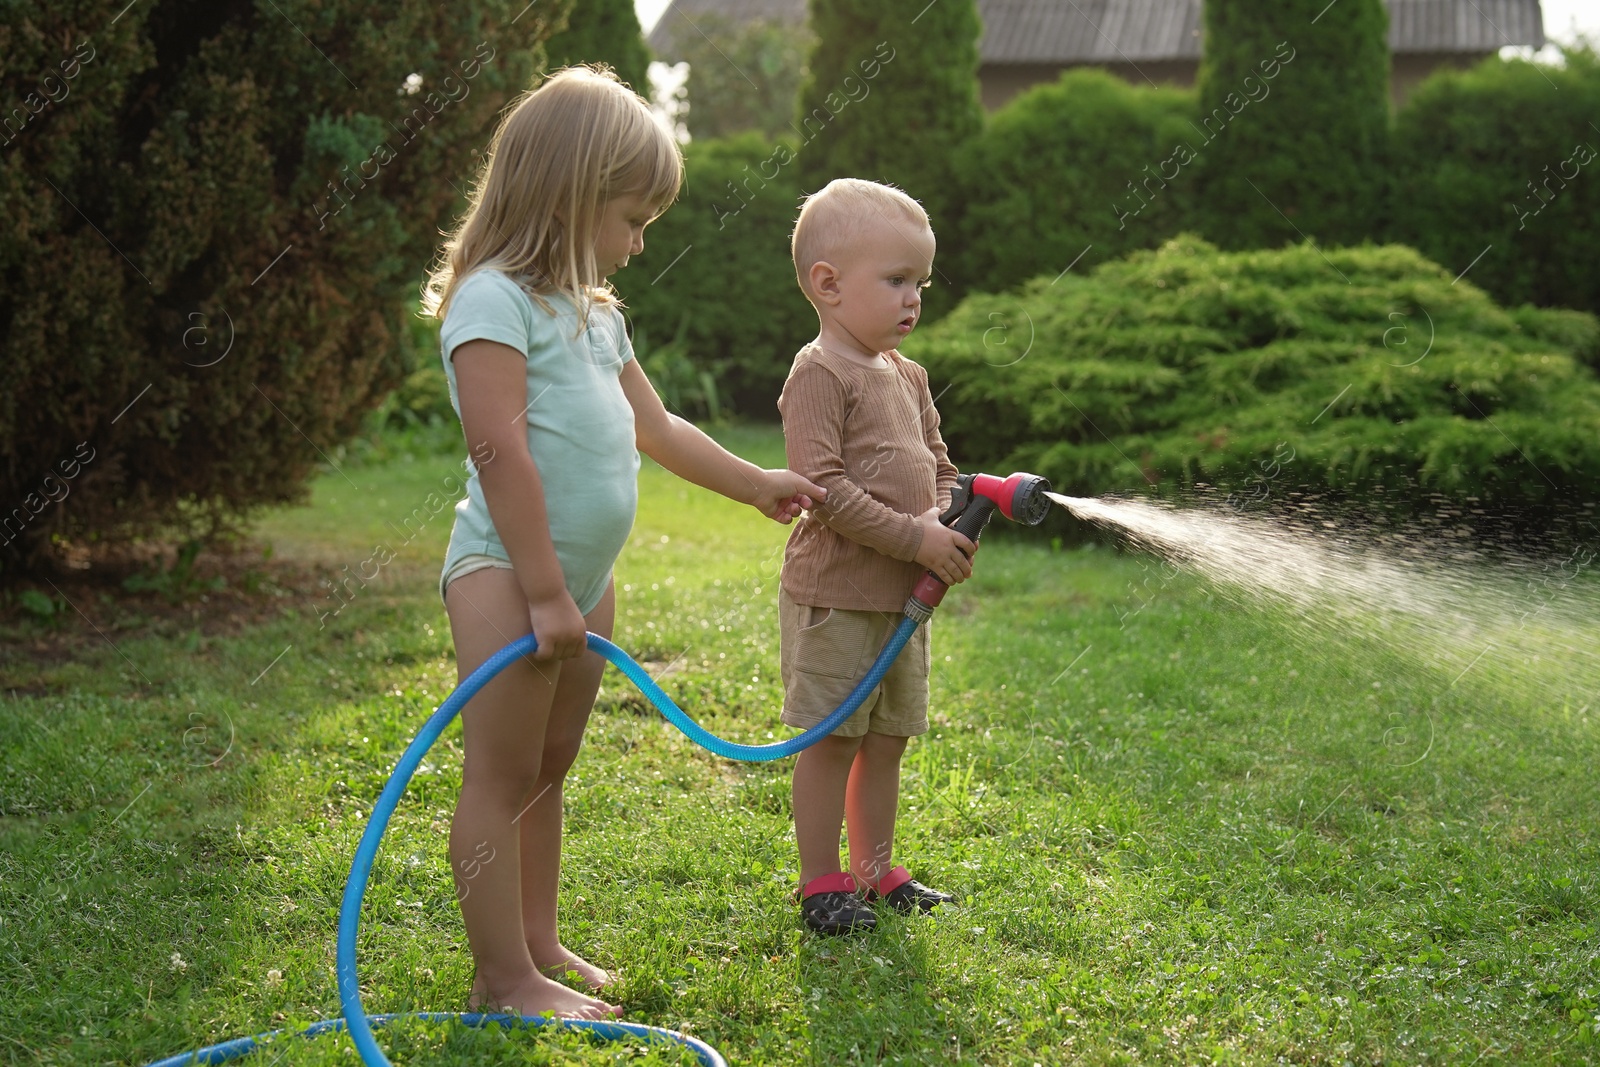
[845,731,909,888]
[445,567,620,1019]
[521,582,613,990]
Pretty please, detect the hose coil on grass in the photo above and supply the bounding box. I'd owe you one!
[150,619,920,1066]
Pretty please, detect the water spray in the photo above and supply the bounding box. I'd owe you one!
[1041,489,1599,709]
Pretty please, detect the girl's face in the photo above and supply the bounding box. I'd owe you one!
[593,193,655,277]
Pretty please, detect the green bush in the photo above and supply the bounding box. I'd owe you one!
[611,132,815,416]
[950,69,1200,301]
[1192,0,1390,248]
[634,317,724,423]
[1392,47,1600,324]
[0,0,563,576]
[906,235,1600,520]
[1510,304,1600,372]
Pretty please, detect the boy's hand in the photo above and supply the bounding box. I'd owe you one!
[914,507,976,585]
[527,590,588,661]
[753,469,828,524]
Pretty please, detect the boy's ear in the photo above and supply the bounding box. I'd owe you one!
[808,260,843,305]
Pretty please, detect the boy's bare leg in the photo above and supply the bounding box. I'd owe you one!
[445,568,620,1019]
[793,732,866,887]
[521,582,613,990]
[844,731,910,889]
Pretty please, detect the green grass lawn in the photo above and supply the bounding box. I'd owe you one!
[2,424,1598,1065]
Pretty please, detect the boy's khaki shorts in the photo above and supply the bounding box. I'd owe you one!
[778,588,931,738]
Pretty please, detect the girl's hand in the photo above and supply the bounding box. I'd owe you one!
[527,590,588,661]
[753,470,828,523]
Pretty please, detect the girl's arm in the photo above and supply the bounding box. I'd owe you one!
[453,338,588,661]
[619,359,826,521]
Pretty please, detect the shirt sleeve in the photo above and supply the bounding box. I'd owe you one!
[914,361,959,512]
[780,360,923,563]
[612,305,635,365]
[440,271,531,362]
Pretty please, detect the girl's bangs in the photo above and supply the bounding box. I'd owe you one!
[615,116,683,216]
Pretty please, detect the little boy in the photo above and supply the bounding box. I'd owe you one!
[777,178,977,935]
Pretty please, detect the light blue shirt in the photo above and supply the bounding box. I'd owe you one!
[438,270,639,614]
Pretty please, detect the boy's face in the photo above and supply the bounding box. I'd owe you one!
[820,217,935,356]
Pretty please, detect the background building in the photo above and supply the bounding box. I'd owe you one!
[647,0,1546,107]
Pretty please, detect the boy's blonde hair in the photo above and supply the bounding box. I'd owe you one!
[423,66,682,320]
[791,179,929,299]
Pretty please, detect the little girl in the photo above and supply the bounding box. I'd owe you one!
[422,66,825,1020]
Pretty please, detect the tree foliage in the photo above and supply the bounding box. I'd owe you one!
[0,0,563,576]
[672,15,812,142]
[1192,0,1390,248]
[794,0,982,236]
[908,235,1600,522]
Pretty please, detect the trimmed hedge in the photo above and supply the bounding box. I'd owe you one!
[1392,47,1600,326]
[906,235,1600,520]
[0,0,562,575]
[611,133,815,417]
[950,69,1200,301]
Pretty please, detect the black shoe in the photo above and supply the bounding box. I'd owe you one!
[798,873,877,935]
[864,866,955,914]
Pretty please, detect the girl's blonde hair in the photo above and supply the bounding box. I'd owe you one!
[423,65,682,321]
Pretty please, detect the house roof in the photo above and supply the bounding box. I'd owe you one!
[647,0,1545,63]
[1385,0,1543,54]
[977,0,1544,63]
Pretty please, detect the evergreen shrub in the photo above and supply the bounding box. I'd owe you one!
[951,69,1200,301]
[542,0,651,94]
[907,235,1600,520]
[1192,0,1390,248]
[0,0,562,574]
[794,0,983,251]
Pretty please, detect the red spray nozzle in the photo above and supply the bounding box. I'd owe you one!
[967,472,1053,526]
[905,471,1053,622]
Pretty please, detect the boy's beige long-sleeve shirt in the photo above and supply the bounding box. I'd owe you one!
[778,343,959,612]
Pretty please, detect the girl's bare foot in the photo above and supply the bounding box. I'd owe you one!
[532,944,612,991]
[469,969,621,1019]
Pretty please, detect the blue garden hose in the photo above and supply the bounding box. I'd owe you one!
[142,1013,723,1067]
[149,616,921,1067]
